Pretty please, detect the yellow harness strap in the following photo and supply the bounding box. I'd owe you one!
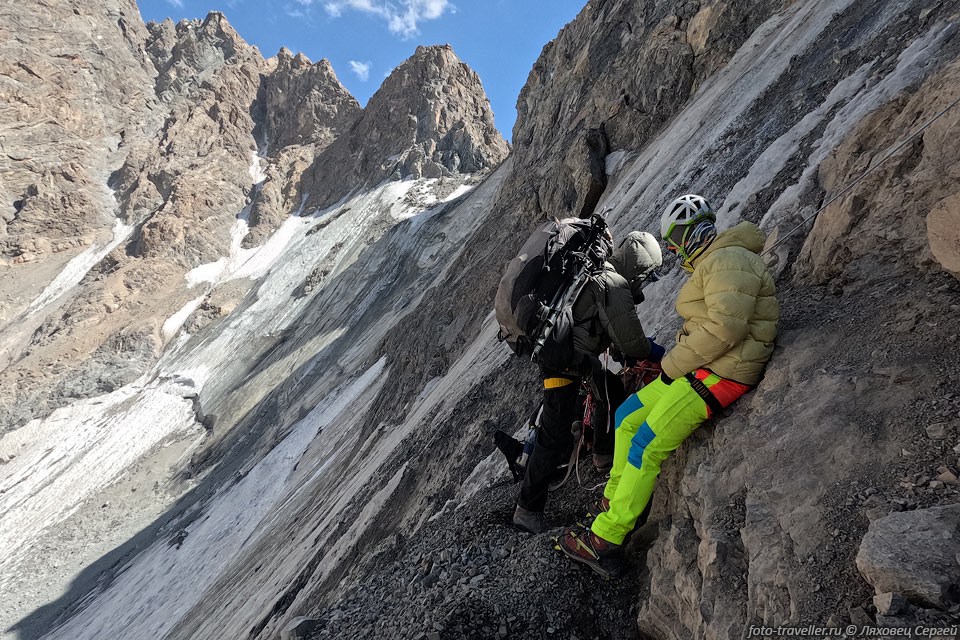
[544,377,574,389]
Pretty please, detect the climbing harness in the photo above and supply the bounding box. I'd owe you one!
[762,95,960,256]
[550,354,663,493]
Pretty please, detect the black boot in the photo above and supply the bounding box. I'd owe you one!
[494,430,525,482]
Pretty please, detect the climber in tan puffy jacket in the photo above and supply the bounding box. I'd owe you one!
[559,194,778,579]
[659,218,778,385]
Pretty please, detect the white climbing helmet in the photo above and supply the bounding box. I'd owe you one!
[660,194,717,271]
[659,194,715,244]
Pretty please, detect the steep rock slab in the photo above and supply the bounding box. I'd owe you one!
[857,505,960,608]
[304,44,508,209]
[508,0,789,223]
[927,193,960,280]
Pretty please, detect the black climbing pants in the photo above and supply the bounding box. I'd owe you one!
[517,364,582,512]
[517,358,627,512]
[587,368,626,457]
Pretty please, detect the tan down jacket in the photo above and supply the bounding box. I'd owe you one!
[660,222,778,386]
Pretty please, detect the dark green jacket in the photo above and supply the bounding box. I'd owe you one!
[571,231,660,359]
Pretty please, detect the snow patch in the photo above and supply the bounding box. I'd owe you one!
[442,184,474,203]
[185,197,312,288]
[231,212,314,281]
[385,178,422,221]
[249,152,267,185]
[162,295,206,342]
[28,218,134,313]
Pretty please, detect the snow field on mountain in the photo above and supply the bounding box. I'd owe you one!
[44,359,387,640]
[0,167,497,639]
[0,376,204,595]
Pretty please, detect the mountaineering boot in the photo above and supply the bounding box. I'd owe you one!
[590,496,610,515]
[513,505,549,534]
[557,528,623,579]
[593,453,613,474]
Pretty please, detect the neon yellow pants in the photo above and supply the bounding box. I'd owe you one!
[591,376,708,545]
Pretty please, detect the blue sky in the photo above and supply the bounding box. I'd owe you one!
[137,0,587,141]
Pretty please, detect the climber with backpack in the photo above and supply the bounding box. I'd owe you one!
[557,194,779,578]
[494,213,664,534]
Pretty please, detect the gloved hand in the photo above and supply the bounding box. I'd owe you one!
[646,337,666,362]
[608,348,626,365]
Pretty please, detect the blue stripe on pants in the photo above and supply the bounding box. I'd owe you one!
[615,394,644,430]
[627,422,656,468]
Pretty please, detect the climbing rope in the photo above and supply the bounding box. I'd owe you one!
[761,95,960,256]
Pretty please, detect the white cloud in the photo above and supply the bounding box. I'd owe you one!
[348,60,372,81]
[167,0,184,7]
[322,0,451,38]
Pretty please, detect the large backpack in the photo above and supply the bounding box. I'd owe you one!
[495,214,611,370]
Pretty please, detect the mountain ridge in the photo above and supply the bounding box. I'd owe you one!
[2,1,960,639]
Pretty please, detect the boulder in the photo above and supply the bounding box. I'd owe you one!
[873,592,906,616]
[280,616,320,640]
[927,194,960,280]
[856,504,960,608]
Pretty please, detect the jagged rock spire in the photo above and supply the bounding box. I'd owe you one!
[260,47,361,152]
[304,44,509,209]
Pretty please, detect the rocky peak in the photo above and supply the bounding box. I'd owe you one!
[372,43,506,173]
[261,48,361,152]
[304,44,508,208]
[146,11,259,99]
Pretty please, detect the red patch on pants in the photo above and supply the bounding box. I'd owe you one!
[694,369,751,408]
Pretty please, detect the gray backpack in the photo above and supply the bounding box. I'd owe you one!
[494,214,611,369]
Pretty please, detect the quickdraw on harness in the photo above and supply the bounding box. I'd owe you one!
[549,356,664,492]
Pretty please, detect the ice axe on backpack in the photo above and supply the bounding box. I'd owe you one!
[530,214,611,362]
[494,213,612,368]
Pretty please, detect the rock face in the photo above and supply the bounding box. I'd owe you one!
[3,1,960,640]
[796,61,960,287]
[124,13,268,265]
[0,0,155,263]
[927,194,960,280]
[0,10,270,429]
[261,48,361,151]
[508,0,789,222]
[857,505,960,608]
[303,44,509,209]
[244,48,361,245]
